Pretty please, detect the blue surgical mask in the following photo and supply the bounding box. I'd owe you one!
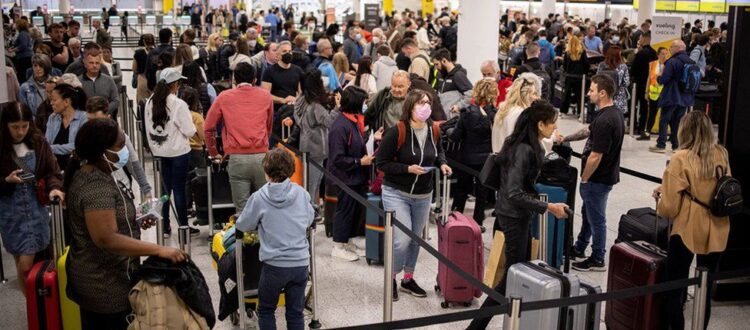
[105,148,129,169]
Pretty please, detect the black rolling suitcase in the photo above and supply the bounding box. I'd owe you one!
[615,207,670,250]
[192,162,235,226]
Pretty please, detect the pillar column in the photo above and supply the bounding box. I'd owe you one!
[637,0,655,23]
[541,0,556,19]
[457,0,499,83]
[59,0,70,15]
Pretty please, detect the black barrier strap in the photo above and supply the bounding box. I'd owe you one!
[570,150,662,184]
[523,276,698,312]
[446,157,482,178]
[272,134,508,305]
[711,267,750,282]
[330,304,509,330]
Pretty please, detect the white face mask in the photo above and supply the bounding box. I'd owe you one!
[248,39,257,47]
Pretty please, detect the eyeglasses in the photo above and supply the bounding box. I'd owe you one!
[416,99,431,105]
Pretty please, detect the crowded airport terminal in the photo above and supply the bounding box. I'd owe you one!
[0,0,748,329]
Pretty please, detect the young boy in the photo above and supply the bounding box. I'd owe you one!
[236,148,314,330]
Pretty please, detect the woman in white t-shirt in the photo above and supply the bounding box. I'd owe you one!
[491,73,541,153]
[145,67,197,238]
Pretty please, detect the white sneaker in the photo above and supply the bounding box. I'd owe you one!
[346,242,366,257]
[331,244,359,261]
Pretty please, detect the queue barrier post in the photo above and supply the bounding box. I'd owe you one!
[383,210,395,322]
[538,194,549,263]
[304,153,322,329]
[579,76,587,123]
[691,267,709,330]
[177,226,191,255]
[153,158,164,246]
[505,295,522,330]
[630,83,637,137]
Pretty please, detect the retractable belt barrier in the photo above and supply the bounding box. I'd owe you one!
[250,132,742,329]
[272,135,509,308]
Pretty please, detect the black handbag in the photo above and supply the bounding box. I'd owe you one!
[479,153,501,191]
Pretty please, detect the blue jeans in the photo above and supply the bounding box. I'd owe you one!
[158,153,190,232]
[381,185,432,274]
[656,106,687,149]
[258,264,308,330]
[574,182,612,262]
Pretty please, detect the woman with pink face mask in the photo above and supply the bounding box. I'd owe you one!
[375,89,452,302]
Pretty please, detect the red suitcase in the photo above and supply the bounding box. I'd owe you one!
[26,260,62,330]
[605,240,666,330]
[435,173,484,308]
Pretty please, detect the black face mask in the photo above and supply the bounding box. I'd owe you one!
[281,52,293,64]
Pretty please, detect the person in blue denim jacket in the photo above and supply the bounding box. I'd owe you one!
[0,102,64,294]
[45,83,88,170]
[19,54,53,116]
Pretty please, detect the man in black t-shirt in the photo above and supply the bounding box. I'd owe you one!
[569,74,625,272]
[261,41,304,145]
[45,23,71,72]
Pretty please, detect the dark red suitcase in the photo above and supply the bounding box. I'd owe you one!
[605,240,666,330]
[26,260,62,330]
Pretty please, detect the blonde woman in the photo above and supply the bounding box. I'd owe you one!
[491,73,541,153]
[332,53,352,87]
[206,32,223,82]
[654,111,731,330]
[449,79,499,232]
[560,35,589,115]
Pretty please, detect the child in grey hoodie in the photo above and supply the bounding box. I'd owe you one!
[236,148,314,330]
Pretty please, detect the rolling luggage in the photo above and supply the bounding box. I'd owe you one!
[435,173,484,308]
[323,183,339,238]
[572,281,602,330]
[532,183,569,269]
[365,193,384,265]
[192,162,235,227]
[605,241,666,330]
[615,207,670,250]
[503,260,580,330]
[27,199,70,330]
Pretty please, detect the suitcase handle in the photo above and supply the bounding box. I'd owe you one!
[50,198,65,261]
[441,172,450,226]
[654,198,672,248]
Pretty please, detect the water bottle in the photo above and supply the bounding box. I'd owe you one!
[138,195,170,221]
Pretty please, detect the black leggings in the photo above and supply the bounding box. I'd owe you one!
[468,215,531,330]
[452,163,488,226]
[663,235,720,330]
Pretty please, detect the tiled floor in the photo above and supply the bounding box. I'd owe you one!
[1,41,749,330]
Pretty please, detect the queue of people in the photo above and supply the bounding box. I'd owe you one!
[0,5,737,330]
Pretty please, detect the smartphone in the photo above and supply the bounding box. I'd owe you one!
[19,171,35,182]
[422,166,437,172]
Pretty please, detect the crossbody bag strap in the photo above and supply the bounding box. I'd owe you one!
[683,189,711,210]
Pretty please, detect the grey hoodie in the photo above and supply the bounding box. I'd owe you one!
[294,97,340,162]
[373,56,399,91]
[236,179,314,268]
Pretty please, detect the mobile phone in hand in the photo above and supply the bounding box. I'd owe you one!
[422,166,436,172]
[19,171,35,182]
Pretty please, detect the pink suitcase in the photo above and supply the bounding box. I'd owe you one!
[435,174,484,308]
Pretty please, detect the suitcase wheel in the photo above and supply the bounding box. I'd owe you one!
[230,311,239,325]
[441,301,449,308]
[463,302,471,307]
[434,285,440,292]
[366,258,372,265]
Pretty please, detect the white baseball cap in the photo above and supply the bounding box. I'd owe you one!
[159,67,186,84]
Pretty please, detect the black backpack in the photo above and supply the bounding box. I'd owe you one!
[685,166,743,217]
[523,63,552,100]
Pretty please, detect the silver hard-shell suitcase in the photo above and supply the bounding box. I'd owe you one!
[504,260,580,330]
[572,281,602,330]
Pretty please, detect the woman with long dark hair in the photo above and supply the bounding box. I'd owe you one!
[376,89,452,300]
[133,33,155,104]
[0,102,64,295]
[64,118,186,329]
[144,67,198,238]
[467,101,569,330]
[45,83,88,169]
[346,56,377,98]
[295,69,340,201]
